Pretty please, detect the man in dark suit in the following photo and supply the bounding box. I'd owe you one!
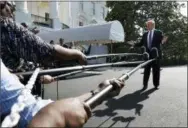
[132,19,168,90]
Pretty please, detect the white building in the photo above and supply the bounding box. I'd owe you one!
[14,1,109,64]
[69,1,108,27]
[14,1,108,32]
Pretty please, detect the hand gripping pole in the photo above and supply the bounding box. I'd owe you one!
[85,47,159,109]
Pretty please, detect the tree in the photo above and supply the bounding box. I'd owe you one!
[105,1,187,65]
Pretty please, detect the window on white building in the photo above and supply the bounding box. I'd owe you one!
[102,7,105,19]
[45,13,49,21]
[80,1,84,11]
[92,2,95,15]
[79,21,83,26]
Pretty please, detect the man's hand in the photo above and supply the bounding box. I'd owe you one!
[28,98,91,127]
[40,75,55,84]
[76,50,87,65]
[162,36,168,44]
[98,78,125,98]
[60,98,91,127]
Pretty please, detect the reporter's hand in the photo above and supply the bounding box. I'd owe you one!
[98,78,125,98]
[61,98,91,127]
[28,98,91,127]
[76,50,87,65]
[40,75,55,84]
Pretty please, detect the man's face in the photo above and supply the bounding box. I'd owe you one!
[146,22,154,31]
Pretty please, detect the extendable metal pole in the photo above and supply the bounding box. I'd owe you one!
[86,53,142,60]
[85,48,159,109]
[16,61,144,77]
[85,58,155,108]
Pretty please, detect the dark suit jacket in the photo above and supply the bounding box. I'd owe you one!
[135,29,163,58]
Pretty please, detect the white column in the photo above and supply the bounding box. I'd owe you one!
[15,1,31,24]
[49,1,61,29]
[68,1,73,28]
[15,1,28,13]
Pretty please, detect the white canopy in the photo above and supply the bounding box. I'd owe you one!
[37,20,125,44]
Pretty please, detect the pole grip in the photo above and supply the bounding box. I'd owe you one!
[85,84,113,109]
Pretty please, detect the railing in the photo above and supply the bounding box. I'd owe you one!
[62,23,69,29]
[31,14,53,28]
[31,14,71,29]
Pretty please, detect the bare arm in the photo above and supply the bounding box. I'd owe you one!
[53,45,86,64]
[0,16,86,67]
[28,104,66,127]
[28,98,90,128]
[28,79,124,127]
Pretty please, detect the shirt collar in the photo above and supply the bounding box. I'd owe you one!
[148,28,154,32]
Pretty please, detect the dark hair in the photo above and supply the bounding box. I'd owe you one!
[50,40,54,44]
[59,38,64,42]
[21,22,28,28]
[0,1,16,12]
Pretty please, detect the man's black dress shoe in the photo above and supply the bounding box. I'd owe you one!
[154,85,159,89]
[142,85,148,91]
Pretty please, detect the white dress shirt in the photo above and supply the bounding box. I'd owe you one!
[147,29,155,49]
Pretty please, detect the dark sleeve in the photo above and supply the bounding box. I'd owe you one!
[0,17,55,65]
[134,33,145,47]
[63,44,69,48]
[85,45,91,55]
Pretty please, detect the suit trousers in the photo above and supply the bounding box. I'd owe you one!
[143,59,160,87]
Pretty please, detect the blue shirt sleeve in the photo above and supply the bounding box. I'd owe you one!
[0,59,53,128]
